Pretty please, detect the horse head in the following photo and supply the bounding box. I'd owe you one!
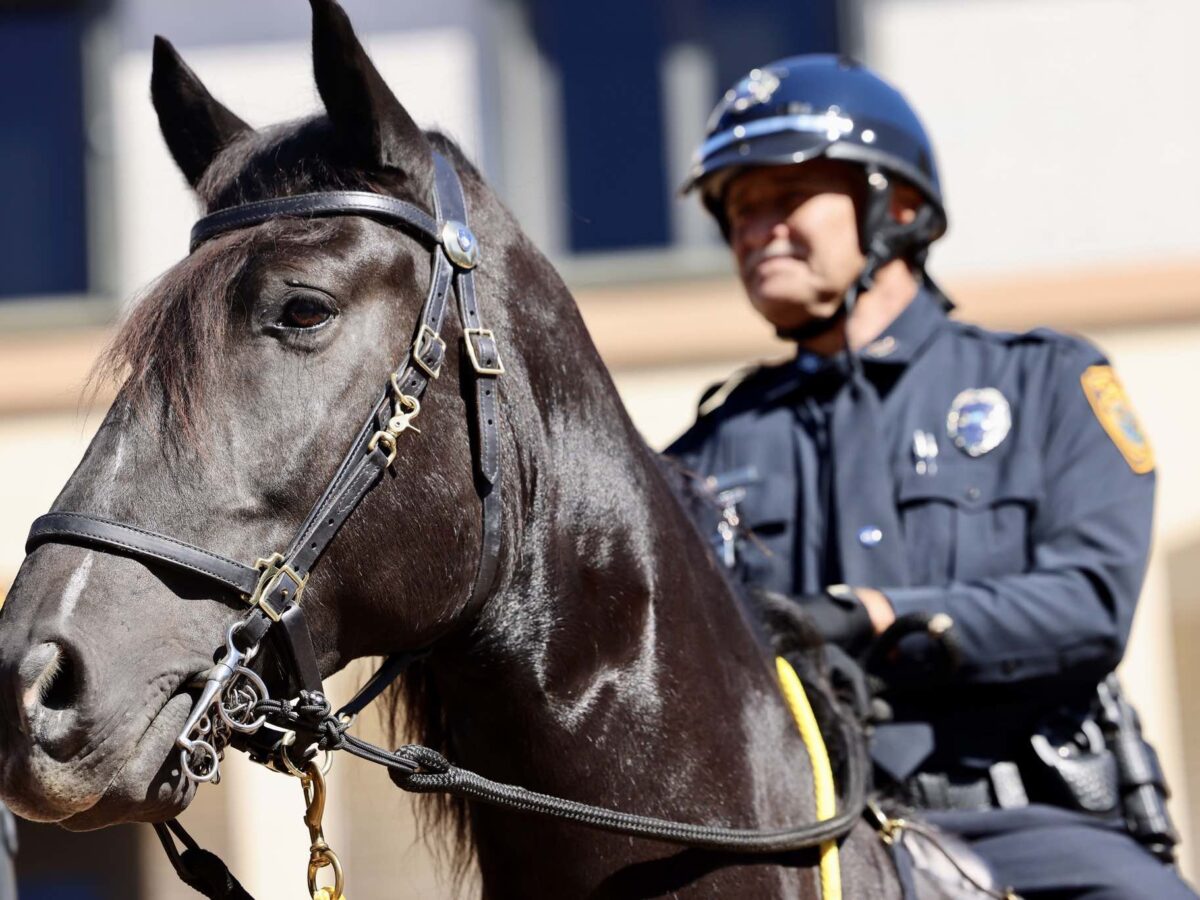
[0,0,547,829]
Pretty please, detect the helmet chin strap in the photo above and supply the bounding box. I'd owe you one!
[775,305,846,342]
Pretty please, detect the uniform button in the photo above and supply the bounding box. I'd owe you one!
[798,354,821,374]
[858,526,883,547]
[965,486,981,502]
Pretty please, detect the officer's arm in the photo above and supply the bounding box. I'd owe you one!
[876,349,1154,685]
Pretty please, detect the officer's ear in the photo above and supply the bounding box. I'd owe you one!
[890,181,924,226]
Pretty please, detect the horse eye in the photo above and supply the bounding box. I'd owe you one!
[278,295,336,330]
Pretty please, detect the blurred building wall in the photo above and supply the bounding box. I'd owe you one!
[1,0,1198,896]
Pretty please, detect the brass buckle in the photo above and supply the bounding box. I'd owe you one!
[249,552,308,622]
[463,328,505,376]
[412,324,445,380]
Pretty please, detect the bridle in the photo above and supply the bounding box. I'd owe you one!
[25,150,503,785]
[19,147,892,900]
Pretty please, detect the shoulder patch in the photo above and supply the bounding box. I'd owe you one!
[1080,365,1154,474]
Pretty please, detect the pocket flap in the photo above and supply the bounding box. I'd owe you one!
[897,460,1042,511]
[739,479,795,529]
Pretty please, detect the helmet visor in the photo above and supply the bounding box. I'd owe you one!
[681,111,853,196]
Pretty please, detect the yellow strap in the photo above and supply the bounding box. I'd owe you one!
[776,656,842,900]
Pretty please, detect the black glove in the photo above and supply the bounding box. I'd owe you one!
[794,588,874,655]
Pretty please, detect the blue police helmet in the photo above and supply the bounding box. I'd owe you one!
[684,55,947,242]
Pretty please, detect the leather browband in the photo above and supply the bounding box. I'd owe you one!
[24,150,504,756]
[189,191,442,252]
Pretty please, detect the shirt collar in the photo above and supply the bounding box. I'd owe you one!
[773,286,947,401]
[856,284,947,367]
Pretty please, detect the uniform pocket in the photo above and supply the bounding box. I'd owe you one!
[740,480,793,535]
[897,460,1042,584]
[737,479,796,594]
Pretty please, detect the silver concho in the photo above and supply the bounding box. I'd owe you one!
[441,220,480,270]
[946,388,1011,457]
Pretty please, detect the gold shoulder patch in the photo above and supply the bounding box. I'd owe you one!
[1080,365,1154,474]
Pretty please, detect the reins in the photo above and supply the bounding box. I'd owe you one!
[24,149,868,899]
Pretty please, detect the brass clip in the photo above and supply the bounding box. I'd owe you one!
[865,799,906,846]
[367,382,421,467]
[302,761,345,900]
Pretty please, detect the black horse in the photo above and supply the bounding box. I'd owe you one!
[0,2,901,896]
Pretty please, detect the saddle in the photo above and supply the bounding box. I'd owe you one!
[867,799,1013,900]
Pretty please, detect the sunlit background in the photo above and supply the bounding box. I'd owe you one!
[2,0,1199,897]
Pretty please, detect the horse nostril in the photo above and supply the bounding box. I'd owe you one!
[41,649,78,711]
[20,642,81,715]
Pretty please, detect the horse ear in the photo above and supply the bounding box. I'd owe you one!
[151,36,251,188]
[309,0,434,197]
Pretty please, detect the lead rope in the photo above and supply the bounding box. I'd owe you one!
[776,656,842,900]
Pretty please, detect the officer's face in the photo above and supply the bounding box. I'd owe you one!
[725,160,865,331]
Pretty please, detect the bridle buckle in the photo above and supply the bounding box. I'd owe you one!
[249,552,308,621]
[464,328,505,376]
[412,324,445,380]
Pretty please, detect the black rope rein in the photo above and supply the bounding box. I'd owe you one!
[254,690,869,855]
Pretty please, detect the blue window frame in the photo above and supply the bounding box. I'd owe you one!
[531,0,840,255]
[0,10,89,300]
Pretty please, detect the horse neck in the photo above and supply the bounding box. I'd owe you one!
[423,260,816,882]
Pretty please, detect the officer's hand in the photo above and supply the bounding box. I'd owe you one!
[794,589,875,655]
[855,587,897,635]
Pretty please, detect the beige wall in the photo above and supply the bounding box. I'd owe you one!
[859,0,1200,277]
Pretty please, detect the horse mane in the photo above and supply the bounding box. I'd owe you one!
[654,457,865,791]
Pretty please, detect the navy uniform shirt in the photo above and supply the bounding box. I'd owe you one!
[669,287,1156,772]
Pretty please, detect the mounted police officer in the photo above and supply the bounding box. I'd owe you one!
[669,55,1195,898]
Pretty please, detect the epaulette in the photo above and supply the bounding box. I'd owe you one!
[950,320,1073,347]
[697,356,794,418]
[949,322,1109,376]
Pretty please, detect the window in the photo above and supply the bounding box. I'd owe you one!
[526,0,841,258]
[0,9,89,301]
